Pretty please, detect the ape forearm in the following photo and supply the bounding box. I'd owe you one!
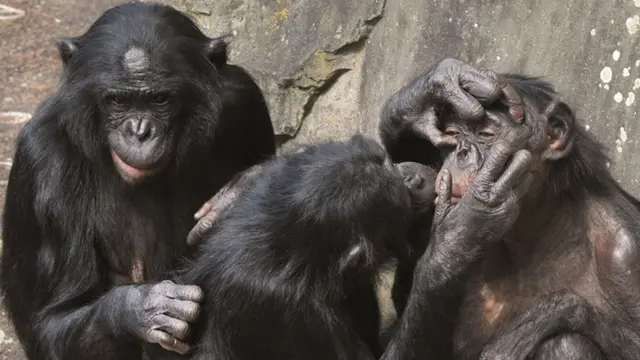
[36,286,142,359]
[382,234,481,360]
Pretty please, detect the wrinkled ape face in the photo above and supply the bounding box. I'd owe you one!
[434,108,520,204]
[101,47,181,184]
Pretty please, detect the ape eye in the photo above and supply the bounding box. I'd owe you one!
[443,126,460,136]
[477,129,496,138]
[105,95,129,109]
[152,94,170,105]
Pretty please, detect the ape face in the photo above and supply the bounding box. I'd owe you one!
[433,97,574,204]
[56,11,229,185]
[99,47,181,184]
[434,107,533,204]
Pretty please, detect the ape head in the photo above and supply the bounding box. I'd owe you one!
[55,2,229,184]
[432,75,587,203]
[283,135,437,271]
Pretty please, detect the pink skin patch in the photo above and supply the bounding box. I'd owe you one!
[433,169,476,205]
[111,151,153,182]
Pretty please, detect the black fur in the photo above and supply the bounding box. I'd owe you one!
[380,65,640,359]
[0,3,275,359]
[151,135,419,360]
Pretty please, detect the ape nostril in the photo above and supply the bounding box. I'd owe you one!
[135,120,152,142]
[457,148,469,161]
[125,119,152,143]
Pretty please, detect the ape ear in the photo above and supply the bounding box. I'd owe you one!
[205,35,230,68]
[56,37,79,65]
[542,100,575,160]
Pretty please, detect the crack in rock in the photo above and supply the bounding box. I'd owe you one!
[274,5,385,143]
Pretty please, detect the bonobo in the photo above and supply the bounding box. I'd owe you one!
[380,59,640,359]
[151,135,437,360]
[1,3,275,360]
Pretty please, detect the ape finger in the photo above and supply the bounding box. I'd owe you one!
[193,197,214,220]
[433,169,453,224]
[160,282,204,302]
[491,150,532,202]
[475,140,514,184]
[414,108,457,147]
[147,329,190,355]
[513,172,534,201]
[445,84,486,122]
[496,76,524,123]
[162,298,201,323]
[153,314,191,340]
[186,216,215,246]
[459,66,502,106]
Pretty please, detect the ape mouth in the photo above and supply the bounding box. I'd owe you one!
[434,193,462,205]
[111,151,164,184]
[433,182,466,205]
[108,131,173,184]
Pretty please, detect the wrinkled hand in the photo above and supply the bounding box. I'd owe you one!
[121,281,203,354]
[187,163,266,245]
[433,131,533,243]
[390,58,524,147]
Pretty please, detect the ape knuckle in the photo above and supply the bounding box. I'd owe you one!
[429,74,447,89]
[143,296,163,312]
[516,149,532,163]
[492,140,511,154]
[183,303,201,320]
[481,69,499,81]
[174,321,190,336]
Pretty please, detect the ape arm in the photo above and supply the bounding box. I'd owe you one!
[382,138,532,360]
[378,58,524,165]
[1,127,201,359]
[480,291,640,360]
[1,138,135,358]
[187,162,268,245]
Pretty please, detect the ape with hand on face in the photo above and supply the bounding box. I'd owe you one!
[380,59,640,359]
[1,3,275,359]
[149,135,437,360]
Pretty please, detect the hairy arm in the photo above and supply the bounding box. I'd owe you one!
[382,136,533,360]
[378,58,523,166]
[1,125,201,359]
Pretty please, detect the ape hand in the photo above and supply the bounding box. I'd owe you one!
[387,58,524,147]
[119,281,203,354]
[187,163,266,245]
[433,133,533,243]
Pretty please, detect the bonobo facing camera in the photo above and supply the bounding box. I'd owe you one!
[151,135,437,360]
[1,3,275,359]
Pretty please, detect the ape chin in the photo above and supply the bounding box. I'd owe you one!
[150,135,437,360]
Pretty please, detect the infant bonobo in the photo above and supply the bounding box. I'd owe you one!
[152,135,436,360]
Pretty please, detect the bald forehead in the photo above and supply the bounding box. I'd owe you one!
[122,47,149,73]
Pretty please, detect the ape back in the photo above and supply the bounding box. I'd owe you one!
[167,136,415,360]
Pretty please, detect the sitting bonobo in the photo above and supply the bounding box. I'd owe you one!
[152,135,437,360]
[381,59,640,359]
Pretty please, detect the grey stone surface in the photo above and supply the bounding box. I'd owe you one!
[172,0,640,194]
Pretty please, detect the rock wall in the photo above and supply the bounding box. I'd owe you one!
[170,0,640,194]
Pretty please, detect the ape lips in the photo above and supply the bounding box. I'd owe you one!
[110,151,159,182]
[433,168,477,205]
